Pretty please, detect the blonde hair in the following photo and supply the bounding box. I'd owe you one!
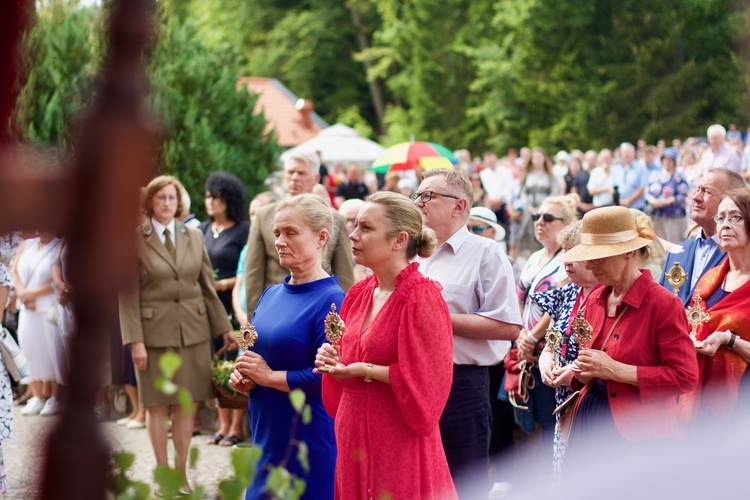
[368,192,438,259]
[275,193,335,249]
[542,193,579,224]
[421,168,473,206]
[629,208,663,262]
[142,175,185,219]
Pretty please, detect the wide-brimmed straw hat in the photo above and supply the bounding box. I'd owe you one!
[559,206,654,262]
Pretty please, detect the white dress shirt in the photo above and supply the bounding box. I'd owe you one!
[416,226,522,365]
[151,218,176,247]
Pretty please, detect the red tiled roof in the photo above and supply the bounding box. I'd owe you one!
[238,77,328,147]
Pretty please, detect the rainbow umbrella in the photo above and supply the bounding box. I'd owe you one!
[371,141,458,174]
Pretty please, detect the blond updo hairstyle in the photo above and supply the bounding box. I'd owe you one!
[367,192,438,259]
[274,193,335,250]
[542,193,580,224]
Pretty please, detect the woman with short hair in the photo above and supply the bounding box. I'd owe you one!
[693,189,750,421]
[119,175,233,494]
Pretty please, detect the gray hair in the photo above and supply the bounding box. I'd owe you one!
[557,220,583,248]
[284,151,320,173]
[707,124,727,139]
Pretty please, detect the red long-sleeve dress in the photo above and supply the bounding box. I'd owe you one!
[322,263,457,499]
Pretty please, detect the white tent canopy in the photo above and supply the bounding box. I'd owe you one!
[279,123,385,166]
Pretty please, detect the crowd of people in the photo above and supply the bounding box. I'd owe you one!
[1,121,750,498]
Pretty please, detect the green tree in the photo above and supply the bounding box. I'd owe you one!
[469,0,745,151]
[150,6,280,217]
[12,0,96,149]
[12,0,279,218]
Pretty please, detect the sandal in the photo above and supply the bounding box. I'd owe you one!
[206,433,224,445]
[218,435,241,447]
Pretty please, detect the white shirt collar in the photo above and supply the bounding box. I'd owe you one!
[150,218,176,242]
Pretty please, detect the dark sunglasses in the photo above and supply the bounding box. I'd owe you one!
[469,225,486,234]
[531,213,565,223]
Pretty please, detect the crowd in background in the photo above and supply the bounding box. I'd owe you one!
[1,121,750,497]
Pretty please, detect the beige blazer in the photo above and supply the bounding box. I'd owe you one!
[244,201,355,317]
[119,220,232,348]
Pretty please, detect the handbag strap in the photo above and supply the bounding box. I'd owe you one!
[579,304,630,394]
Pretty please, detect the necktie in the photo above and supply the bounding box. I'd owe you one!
[163,228,176,261]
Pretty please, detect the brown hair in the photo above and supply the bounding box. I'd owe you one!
[521,147,554,187]
[724,188,750,236]
[141,175,185,219]
[368,191,438,259]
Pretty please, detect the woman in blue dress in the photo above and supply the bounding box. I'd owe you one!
[230,194,344,499]
[532,221,600,476]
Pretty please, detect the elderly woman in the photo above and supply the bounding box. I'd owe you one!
[508,194,577,463]
[119,176,233,494]
[10,231,63,417]
[645,148,690,244]
[557,206,698,448]
[534,221,601,475]
[230,194,344,500]
[315,192,456,499]
[693,189,750,421]
[200,172,250,446]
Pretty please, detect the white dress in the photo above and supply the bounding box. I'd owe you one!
[15,238,64,383]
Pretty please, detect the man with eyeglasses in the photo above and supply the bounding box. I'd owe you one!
[412,168,521,498]
[659,168,747,306]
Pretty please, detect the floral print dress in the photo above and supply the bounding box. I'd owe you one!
[531,282,583,476]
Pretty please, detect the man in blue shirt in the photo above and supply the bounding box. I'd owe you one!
[614,142,650,210]
[660,168,746,306]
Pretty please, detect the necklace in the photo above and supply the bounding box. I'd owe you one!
[211,223,224,239]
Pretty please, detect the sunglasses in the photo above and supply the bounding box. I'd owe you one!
[469,225,487,234]
[531,213,565,223]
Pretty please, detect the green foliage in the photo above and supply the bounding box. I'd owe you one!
[149,7,279,218]
[13,0,279,219]
[159,351,182,379]
[469,0,745,150]
[12,0,96,149]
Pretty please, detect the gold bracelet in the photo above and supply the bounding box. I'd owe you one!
[363,363,374,383]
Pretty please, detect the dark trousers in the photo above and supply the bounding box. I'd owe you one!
[440,365,491,498]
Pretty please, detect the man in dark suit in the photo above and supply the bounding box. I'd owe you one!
[660,168,746,306]
[245,152,355,317]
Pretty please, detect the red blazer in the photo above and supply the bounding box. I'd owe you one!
[572,271,699,441]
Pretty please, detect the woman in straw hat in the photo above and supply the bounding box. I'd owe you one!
[557,206,698,448]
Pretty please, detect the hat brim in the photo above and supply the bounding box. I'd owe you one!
[468,216,506,242]
[559,237,652,262]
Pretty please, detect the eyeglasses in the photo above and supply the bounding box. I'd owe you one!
[469,225,487,234]
[713,214,744,225]
[531,213,565,223]
[410,191,460,203]
[155,195,178,204]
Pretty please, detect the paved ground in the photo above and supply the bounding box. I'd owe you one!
[5,404,237,499]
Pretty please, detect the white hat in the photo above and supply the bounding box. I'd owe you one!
[468,206,506,242]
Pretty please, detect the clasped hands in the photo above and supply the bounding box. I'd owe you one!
[229,350,275,393]
[314,343,368,381]
[538,347,619,386]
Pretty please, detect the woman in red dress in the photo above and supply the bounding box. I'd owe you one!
[316,191,457,499]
